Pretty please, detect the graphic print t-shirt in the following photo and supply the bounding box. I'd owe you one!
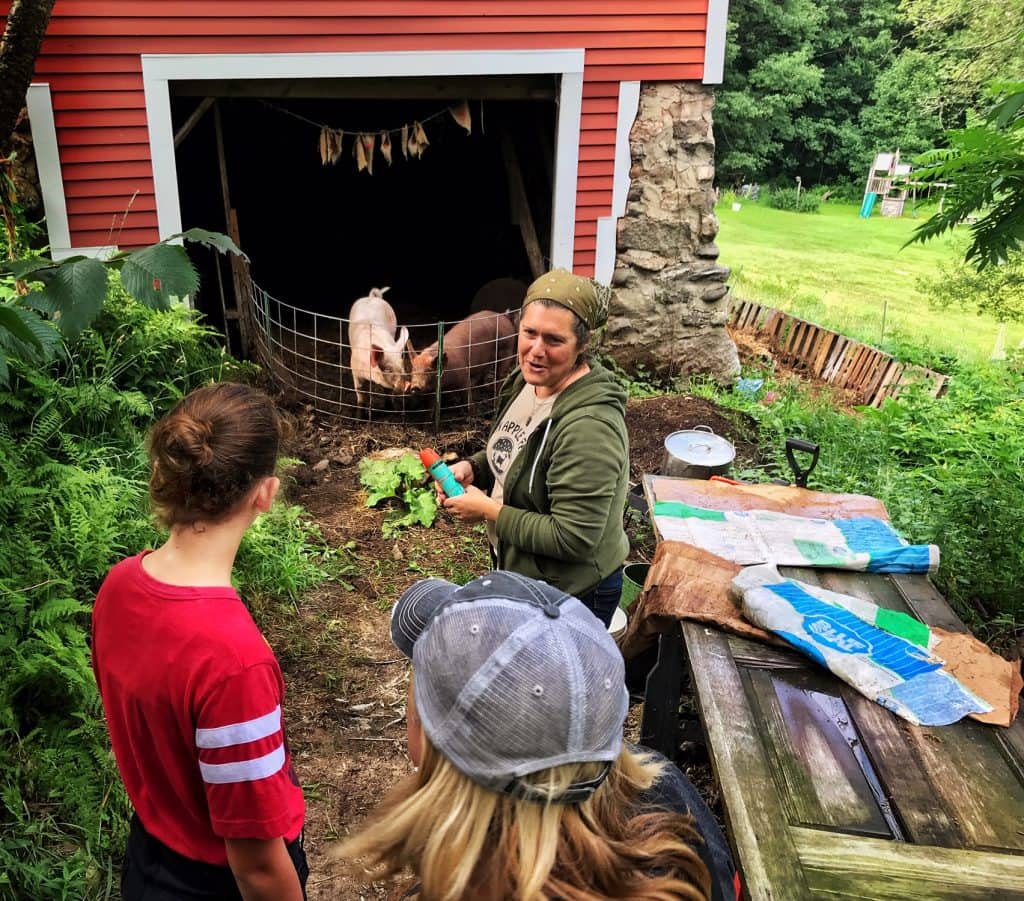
[485,384,556,548]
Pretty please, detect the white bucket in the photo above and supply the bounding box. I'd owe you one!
[608,606,628,641]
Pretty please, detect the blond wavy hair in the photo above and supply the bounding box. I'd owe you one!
[338,737,711,900]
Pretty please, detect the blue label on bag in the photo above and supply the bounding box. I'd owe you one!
[805,616,870,654]
[766,581,942,679]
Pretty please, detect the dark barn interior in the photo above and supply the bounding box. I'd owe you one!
[171,76,558,356]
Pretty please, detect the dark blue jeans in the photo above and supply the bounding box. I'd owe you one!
[577,567,623,628]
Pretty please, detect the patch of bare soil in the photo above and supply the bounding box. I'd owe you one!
[261,393,750,896]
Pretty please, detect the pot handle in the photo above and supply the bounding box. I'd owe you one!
[692,424,715,435]
[785,438,819,488]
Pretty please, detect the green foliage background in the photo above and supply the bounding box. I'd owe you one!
[0,289,333,898]
[714,0,1024,188]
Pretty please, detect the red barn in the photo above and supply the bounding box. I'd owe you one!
[10,0,737,381]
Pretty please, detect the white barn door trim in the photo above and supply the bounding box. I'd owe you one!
[142,50,585,270]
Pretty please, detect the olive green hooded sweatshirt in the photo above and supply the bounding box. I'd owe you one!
[469,361,629,597]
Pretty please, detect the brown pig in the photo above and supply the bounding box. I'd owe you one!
[407,311,517,414]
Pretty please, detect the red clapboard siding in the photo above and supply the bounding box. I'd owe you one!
[46,17,706,39]
[67,194,157,214]
[42,34,700,54]
[576,176,614,194]
[73,226,161,246]
[578,160,615,177]
[59,126,151,146]
[68,209,154,231]
[51,2,707,16]
[64,178,154,199]
[62,160,154,181]
[19,0,711,251]
[33,54,142,74]
[582,81,622,99]
[61,144,150,163]
[52,92,145,111]
[55,109,149,128]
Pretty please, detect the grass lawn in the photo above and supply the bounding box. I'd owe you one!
[716,200,1024,363]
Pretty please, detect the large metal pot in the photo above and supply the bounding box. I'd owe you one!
[662,425,736,480]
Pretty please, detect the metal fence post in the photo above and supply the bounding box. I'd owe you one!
[433,321,445,433]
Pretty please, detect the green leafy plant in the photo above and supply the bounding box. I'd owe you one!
[0,226,245,385]
[765,186,821,213]
[359,453,439,537]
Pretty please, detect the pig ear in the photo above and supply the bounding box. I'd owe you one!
[440,351,449,368]
[395,326,410,350]
[370,345,383,367]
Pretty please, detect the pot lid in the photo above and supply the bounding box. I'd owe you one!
[664,428,736,467]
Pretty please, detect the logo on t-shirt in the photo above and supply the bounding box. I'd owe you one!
[491,436,515,475]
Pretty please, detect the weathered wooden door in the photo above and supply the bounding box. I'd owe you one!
[685,569,1024,900]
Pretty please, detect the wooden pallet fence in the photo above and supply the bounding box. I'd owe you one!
[728,300,949,406]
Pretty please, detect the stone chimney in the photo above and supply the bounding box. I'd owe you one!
[604,82,739,384]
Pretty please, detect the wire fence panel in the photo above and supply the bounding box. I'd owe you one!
[250,281,519,425]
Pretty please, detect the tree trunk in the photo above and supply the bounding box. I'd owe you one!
[0,0,57,159]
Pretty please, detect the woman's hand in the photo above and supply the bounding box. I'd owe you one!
[435,460,474,502]
[443,485,501,524]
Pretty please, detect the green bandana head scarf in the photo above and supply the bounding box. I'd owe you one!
[522,269,609,330]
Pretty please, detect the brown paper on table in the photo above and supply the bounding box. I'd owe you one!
[648,476,891,521]
[932,628,1023,727]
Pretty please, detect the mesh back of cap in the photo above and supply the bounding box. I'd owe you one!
[413,597,627,792]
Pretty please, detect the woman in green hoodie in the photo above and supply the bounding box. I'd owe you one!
[442,269,630,626]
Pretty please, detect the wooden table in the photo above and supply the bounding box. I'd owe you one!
[637,481,1024,899]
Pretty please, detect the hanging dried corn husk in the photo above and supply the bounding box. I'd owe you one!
[354,133,368,172]
[449,100,472,134]
[401,123,409,160]
[319,126,331,165]
[330,130,344,164]
[381,131,392,166]
[414,121,429,154]
[361,133,376,174]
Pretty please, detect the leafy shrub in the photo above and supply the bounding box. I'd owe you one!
[765,187,821,213]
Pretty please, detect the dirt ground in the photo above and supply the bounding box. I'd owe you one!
[259,392,757,898]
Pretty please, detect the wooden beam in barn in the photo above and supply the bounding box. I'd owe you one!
[174,96,215,148]
[213,99,252,356]
[500,127,544,281]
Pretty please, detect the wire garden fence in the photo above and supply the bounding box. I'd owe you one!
[249,281,519,427]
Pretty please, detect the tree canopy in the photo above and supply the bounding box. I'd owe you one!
[715,0,1024,189]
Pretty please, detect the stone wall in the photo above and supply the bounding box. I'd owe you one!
[604,82,739,383]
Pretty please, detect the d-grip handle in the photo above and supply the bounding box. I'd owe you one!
[785,438,819,488]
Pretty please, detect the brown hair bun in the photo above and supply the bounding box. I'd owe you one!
[148,383,281,527]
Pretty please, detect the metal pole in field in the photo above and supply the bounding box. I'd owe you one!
[434,321,445,434]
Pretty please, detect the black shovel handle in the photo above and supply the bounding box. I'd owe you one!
[785,438,820,488]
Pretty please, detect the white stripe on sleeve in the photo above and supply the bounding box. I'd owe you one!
[195,705,281,749]
[199,743,286,785]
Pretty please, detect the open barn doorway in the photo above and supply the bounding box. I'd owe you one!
[170,76,558,358]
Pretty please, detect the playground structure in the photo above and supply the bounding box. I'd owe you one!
[860,150,950,219]
[860,151,912,218]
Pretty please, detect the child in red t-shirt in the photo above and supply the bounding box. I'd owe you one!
[92,383,307,900]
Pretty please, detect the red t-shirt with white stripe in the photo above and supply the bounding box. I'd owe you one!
[92,553,305,865]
